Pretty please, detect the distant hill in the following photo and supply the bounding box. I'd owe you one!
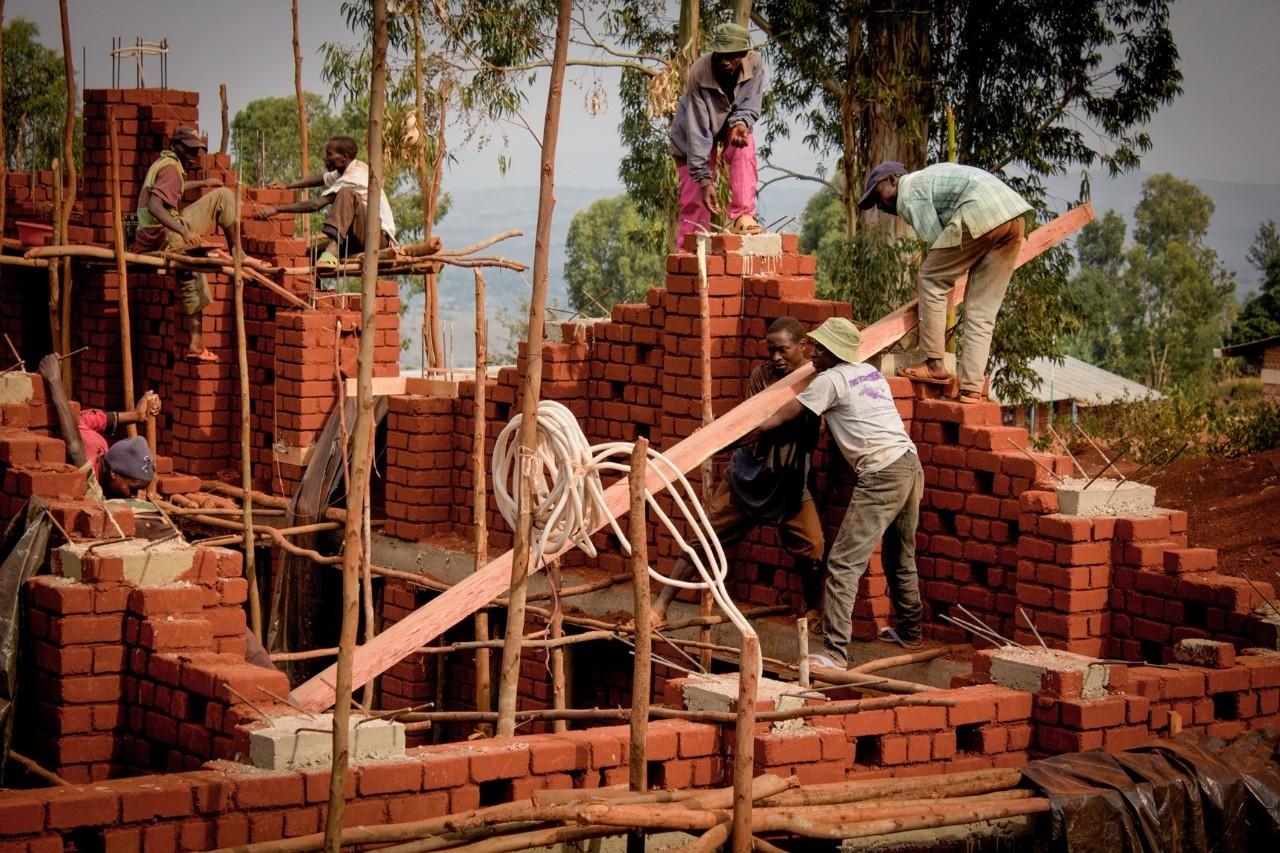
[398,173,1279,368]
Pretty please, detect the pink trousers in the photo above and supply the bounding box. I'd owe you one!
[677,131,758,244]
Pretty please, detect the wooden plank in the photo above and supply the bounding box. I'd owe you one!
[290,204,1094,711]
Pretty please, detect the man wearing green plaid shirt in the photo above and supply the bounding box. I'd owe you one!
[860,162,1031,403]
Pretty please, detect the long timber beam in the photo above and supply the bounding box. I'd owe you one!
[290,203,1094,711]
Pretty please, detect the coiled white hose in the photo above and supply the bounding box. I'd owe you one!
[492,400,760,675]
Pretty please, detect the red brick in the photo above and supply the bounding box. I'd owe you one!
[120,780,193,822]
[46,786,119,828]
[1114,515,1171,540]
[467,743,530,781]
[894,705,948,732]
[1059,697,1127,730]
[0,798,46,835]
[235,771,305,808]
[1038,515,1092,542]
[526,738,578,774]
[676,723,718,757]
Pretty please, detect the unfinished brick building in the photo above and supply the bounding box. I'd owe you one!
[0,86,1278,852]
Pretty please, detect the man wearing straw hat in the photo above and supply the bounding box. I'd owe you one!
[753,317,925,665]
[668,21,767,244]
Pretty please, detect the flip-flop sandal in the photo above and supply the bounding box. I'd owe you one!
[899,364,953,386]
[184,348,218,363]
[803,609,824,636]
[730,214,764,235]
[315,251,340,270]
[878,626,923,649]
[957,391,986,404]
[806,652,843,670]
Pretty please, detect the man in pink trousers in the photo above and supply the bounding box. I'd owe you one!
[668,22,766,244]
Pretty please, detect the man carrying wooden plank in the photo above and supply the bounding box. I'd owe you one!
[752,318,924,664]
[649,318,825,629]
[668,22,766,243]
[133,127,237,363]
[860,162,1031,403]
[257,135,397,270]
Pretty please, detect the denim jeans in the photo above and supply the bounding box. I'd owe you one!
[822,451,924,666]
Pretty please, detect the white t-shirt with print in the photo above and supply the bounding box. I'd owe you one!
[795,362,915,476]
[323,159,397,239]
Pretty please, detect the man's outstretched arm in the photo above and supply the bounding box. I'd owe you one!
[37,354,87,468]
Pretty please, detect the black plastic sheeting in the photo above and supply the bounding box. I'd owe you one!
[0,499,53,778]
[1021,728,1280,851]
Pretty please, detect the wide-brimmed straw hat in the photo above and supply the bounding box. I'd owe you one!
[807,317,862,364]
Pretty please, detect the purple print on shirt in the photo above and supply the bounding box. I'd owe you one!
[859,386,891,402]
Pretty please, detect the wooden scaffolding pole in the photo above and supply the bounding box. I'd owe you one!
[494,0,572,739]
[323,0,387,846]
[291,0,310,246]
[731,635,760,853]
[0,0,7,253]
[56,0,75,387]
[106,109,137,436]
[472,270,492,732]
[219,84,229,155]
[626,437,652,853]
[232,179,262,641]
[47,160,62,378]
[547,558,568,733]
[289,203,1095,712]
[695,234,714,670]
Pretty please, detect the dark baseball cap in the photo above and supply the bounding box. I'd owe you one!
[857,161,908,210]
[170,127,207,150]
[105,436,156,484]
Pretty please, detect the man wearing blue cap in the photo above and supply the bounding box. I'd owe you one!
[750,317,924,666]
[39,355,159,499]
[859,162,1031,403]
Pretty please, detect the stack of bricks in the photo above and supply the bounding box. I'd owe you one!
[911,400,1073,644]
[18,544,285,783]
[0,374,87,520]
[383,394,459,543]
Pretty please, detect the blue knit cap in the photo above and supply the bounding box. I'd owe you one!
[104,436,156,483]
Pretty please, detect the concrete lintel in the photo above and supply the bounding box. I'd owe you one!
[248,713,406,770]
[0,373,34,406]
[54,538,198,585]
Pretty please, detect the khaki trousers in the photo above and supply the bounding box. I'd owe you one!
[323,187,390,254]
[917,216,1026,393]
[165,186,237,315]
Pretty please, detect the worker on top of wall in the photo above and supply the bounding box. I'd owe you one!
[38,354,159,501]
[648,317,826,630]
[256,135,398,270]
[133,127,238,364]
[668,21,766,245]
[751,318,924,665]
[860,161,1031,403]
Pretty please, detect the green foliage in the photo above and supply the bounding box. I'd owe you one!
[2,18,77,172]
[1079,387,1280,464]
[1229,223,1280,355]
[1066,175,1237,394]
[564,194,666,317]
[231,94,353,186]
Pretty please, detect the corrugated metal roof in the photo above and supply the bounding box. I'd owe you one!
[994,355,1162,406]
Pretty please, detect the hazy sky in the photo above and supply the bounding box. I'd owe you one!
[8,0,1280,190]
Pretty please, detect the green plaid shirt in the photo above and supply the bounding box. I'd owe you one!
[896,164,1031,249]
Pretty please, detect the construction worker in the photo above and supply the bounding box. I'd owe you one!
[860,162,1031,403]
[650,318,825,629]
[133,127,238,363]
[668,21,766,244]
[752,318,924,666]
[257,135,397,269]
[38,354,159,500]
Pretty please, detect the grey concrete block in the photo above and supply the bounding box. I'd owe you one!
[55,539,198,584]
[681,673,808,731]
[248,714,406,771]
[1055,479,1156,517]
[988,647,1112,700]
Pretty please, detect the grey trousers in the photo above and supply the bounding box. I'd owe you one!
[822,451,924,666]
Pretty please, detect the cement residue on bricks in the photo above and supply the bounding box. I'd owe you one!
[1173,638,1237,669]
[248,714,406,771]
[984,646,1117,700]
[1054,478,1156,517]
[54,539,199,585]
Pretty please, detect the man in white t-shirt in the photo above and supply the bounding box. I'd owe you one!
[753,317,925,666]
[257,136,397,268]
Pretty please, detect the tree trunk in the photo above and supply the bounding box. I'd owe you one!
[292,0,309,243]
[219,84,229,154]
[323,0,387,847]
[732,0,751,29]
[495,0,573,739]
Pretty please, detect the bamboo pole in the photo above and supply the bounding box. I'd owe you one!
[7,750,69,786]
[323,0,387,846]
[56,0,75,389]
[731,634,760,853]
[219,84,229,154]
[627,437,651,853]
[106,108,138,437]
[472,269,492,732]
[547,558,568,733]
[232,179,262,641]
[0,0,7,253]
[495,0,572,739]
[695,234,714,671]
